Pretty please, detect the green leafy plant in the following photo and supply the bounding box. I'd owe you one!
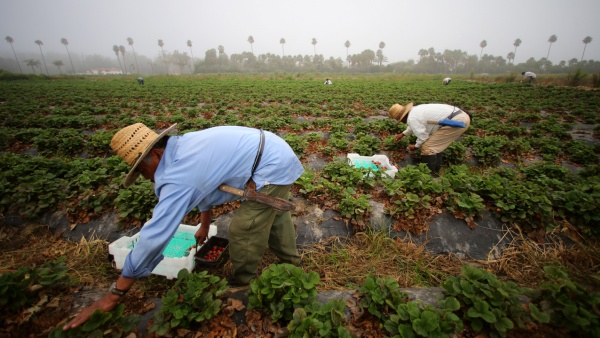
[0,257,71,314]
[338,191,372,225]
[247,263,320,322]
[351,132,382,156]
[383,298,463,338]
[115,180,158,226]
[283,133,309,158]
[296,169,324,197]
[530,266,600,336]
[287,299,354,338]
[551,177,600,236]
[49,304,139,338]
[149,270,228,335]
[322,159,377,189]
[355,274,407,319]
[441,265,532,337]
[468,135,507,167]
[444,142,467,165]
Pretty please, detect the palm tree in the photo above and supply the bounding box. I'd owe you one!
[187,40,195,73]
[378,41,386,66]
[34,40,49,75]
[60,38,75,74]
[512,38,521,64]
[113,45,123,73]
[280,38,286,57]
[52,60,64,75]
[23,59,41,74]
[344,40,351,67]
[546,34,557,60]
[5,36,23,73]
[479,40,487,59]
[158,39,168,74]
[581,36,593,62]
[507,52,515,64]
[311,38,317,56]
[118,45,127,74]
[127,37,140,74]
[247,36,254,54]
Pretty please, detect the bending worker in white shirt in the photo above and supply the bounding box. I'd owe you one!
[390,103,471,174]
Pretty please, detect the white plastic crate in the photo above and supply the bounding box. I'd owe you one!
[347,153,398,178]
[108,223,217,279]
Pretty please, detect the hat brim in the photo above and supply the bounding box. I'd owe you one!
[394,102,414,121]
[398,102,414,121]
[123,124,177,188]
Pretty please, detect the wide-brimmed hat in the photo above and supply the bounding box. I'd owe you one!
[110,123,177,187]
[389,103,414,121]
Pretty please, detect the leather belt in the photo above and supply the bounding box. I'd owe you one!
[251,130,265,176]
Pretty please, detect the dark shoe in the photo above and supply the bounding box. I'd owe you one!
[226,276,249,287]
[436,153,443,173]
[421,155,438,175]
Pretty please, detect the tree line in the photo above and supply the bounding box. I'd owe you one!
[2,35,598,76]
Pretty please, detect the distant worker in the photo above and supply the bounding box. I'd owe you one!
[443,77,451,85]
[520,72,536,83]
[137,77,144,85]
[390,103,471,174]
[324,78,332,85]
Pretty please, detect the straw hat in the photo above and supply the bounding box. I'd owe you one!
[110,123,177,187]
[389,103,414,121]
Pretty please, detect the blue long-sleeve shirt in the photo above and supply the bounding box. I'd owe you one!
[121,126,304,278]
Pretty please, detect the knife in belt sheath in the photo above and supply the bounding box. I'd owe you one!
[219,185,296,211]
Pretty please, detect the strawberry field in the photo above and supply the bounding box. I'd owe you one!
[1,73,599,337]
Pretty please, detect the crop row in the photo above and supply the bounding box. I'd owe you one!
[0,75,598,238]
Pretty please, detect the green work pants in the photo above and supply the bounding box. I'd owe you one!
[228,184,300,284]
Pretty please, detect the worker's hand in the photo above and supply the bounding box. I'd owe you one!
[63,294,120,331]
[195,226,209,246]
[407,145,416,151]
[394,133,405,142]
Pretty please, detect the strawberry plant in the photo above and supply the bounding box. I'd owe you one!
[354,274,407,319]
[551,177,600,236]
[338,190,372,230]
[115,180,157,226]
[287,299,354,338]
[446,191,486,225]
[149,270,227,335]
[383,298,463,338]
[529,266,599,336]
[351,132,381,156]
[0,257,71,314]
[296,170,325,198]
[441,265,534,337]
[444,142,467,165]
[467,135,507,167]
[247,263,320,322]
[49,304,139,338]
[322,159,377,189]
[565,140,599,165]
[283,133,309,158]
[329,135,352,153]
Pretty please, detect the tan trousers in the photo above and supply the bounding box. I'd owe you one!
[420,112,471,155]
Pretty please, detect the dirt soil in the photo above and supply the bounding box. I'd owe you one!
[0,222,576,338]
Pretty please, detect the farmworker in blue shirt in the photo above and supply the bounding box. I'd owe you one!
[63,123,304,331]
[390,103,470,174]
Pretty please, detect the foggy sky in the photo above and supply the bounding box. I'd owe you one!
[1,0,599,65]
